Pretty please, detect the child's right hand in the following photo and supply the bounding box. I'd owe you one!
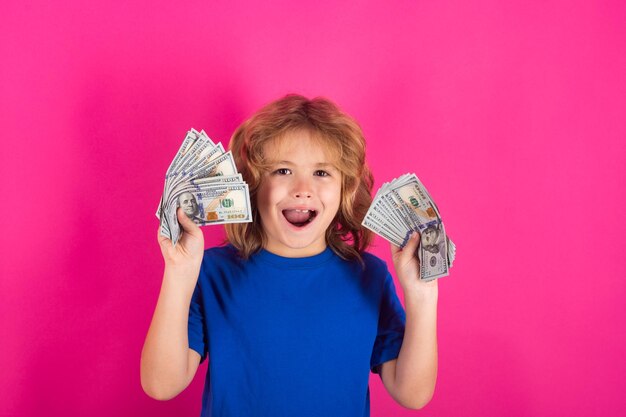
[158,208,205,273]
[144,208,203,397]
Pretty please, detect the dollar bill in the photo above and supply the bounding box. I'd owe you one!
[362,173,456,281]
[157,128,252,246]
[165,183,252,245]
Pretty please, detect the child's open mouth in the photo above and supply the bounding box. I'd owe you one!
[282,209,317,228]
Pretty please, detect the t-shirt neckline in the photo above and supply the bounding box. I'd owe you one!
[254,246,335,269]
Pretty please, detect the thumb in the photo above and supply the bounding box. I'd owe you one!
[400,231,421,262]
[177,207,201,235]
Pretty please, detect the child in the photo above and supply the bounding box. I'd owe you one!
[141,94,438,416]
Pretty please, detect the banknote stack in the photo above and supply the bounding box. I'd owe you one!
[362,174,456,281]
[156,128,252,246]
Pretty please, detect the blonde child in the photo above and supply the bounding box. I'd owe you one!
[141,95,438,416]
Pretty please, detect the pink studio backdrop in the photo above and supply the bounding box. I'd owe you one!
[1,1,625,416]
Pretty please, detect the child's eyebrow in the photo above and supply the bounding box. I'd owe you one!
[315,162,334,167]
[272,161,336,168]
[267,160,340,174]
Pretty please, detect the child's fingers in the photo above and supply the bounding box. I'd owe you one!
[157,228,167,244]
[390,232,420,260]
[156,228,175,257]
[157,225,171,244]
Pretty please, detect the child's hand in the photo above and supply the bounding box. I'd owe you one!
[391,232,438,297]
[158,208,204,272]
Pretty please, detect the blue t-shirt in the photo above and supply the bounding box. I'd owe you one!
[188,244,406,417]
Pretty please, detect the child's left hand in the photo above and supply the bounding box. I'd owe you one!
[391,232,438,297]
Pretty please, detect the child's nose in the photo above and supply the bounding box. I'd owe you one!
[293,178,312,199]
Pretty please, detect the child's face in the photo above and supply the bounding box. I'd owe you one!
[256,130,342,257]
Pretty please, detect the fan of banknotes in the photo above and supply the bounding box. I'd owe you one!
[362,174,456,281]
[156,128,252,245]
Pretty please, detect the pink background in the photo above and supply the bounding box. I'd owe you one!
[1,1,625,416]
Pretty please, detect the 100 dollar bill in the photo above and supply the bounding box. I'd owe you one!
[165,183,252,245]
[363,173,455,281]
[389,178,449,281]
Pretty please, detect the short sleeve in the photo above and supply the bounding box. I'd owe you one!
[370,271,406,375]
[188,282,208,363]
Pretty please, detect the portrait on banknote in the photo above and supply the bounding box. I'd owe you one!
[177,192,204,224]
[421,224,444,254]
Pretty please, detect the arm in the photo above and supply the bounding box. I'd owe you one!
[382,232,438,409]
[140,209,205,400]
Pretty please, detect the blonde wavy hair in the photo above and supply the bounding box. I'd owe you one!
[225,94,374,262]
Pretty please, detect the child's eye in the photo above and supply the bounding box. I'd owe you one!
[314,170,330,177]
[274,168,292,175]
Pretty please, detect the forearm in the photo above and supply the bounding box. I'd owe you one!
[394,289,438,407]
[141,267,199,399]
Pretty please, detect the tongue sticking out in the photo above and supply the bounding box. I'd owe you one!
[283,209,315,226]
